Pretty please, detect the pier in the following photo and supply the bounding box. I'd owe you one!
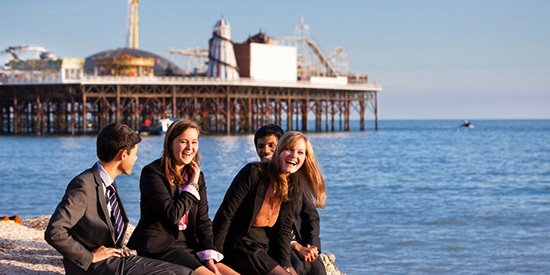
[1,5,382,136]
[0,77,380,135]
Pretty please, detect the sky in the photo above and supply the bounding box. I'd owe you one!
[2,0,549,119]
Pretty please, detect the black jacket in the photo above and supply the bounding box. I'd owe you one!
[213,162,297,267]
[127,159,213,254]
[293,192,321,251]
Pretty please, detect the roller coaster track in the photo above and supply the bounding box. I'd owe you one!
[279,36,340,77]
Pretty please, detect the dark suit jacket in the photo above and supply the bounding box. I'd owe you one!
[293,192,321,251]
[213,162,297,267]
[45,163,129,272]
[127,159,213,255]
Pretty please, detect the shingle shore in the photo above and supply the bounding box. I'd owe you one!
[0,216,344,275]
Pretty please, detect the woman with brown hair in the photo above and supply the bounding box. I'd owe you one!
[213,131,326,275]
[128,119,238,275]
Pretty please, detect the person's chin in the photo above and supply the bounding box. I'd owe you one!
[182,158,194,164]
[281,167,295,174]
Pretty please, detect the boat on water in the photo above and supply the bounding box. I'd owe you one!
[460,120,474,128]
[139,118,175,135]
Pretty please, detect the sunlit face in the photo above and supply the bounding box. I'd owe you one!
[120,145,138,175]
[171,128,199,168]
[279,139,306,174]
[256,135,279,162]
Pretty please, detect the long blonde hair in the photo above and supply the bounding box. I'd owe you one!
[269,131,326,208]
[161,119,202,186]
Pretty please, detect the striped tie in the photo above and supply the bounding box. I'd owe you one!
[106,183,125,243]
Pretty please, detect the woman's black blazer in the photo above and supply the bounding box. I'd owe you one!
[127,159,214,254]
[213,162,296,267]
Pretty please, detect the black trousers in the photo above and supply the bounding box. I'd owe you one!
[138,230,202,271]
[63,255,193,275]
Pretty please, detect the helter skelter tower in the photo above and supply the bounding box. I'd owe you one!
[207,18,240,80]
[126,0,139,49]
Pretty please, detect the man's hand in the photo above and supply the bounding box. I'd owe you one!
[92,246,125,263]
[292,243,319,262]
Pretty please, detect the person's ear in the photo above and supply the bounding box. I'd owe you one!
[117,149,127,161]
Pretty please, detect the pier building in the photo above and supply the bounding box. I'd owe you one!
[0,2,381,135]
[0,39,381,135]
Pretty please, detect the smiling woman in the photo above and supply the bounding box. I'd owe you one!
[127,119,238,275]
[213,131,326,275]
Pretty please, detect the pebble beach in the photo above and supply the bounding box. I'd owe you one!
[0,217,343,275]
[0,216,63,274]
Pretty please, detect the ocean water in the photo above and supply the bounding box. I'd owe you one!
[1,120,549,274]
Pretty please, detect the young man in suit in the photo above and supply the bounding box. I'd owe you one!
[45,123,192,275]
[254,125,326,275]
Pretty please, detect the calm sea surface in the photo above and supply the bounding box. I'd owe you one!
[1,120,549,274]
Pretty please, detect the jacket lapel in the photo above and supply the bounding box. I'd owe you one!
[113,180,129,244]
[251,177,268,227]
[92,164,116,242]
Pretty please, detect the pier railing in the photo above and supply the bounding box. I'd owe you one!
[1,75,382,92]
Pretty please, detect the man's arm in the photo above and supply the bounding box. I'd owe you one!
[45,177,95,271]
[299,193,321,250]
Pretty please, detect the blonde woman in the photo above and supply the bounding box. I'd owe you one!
[128,119,238,275]
[213,131,326,275]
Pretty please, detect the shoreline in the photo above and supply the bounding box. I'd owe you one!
[0,216,343,275]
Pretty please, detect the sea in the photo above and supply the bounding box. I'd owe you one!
[1,119,549,274]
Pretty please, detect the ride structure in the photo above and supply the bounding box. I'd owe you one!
[1,45,55,63]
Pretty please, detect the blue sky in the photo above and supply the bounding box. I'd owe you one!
[2,0,549,119]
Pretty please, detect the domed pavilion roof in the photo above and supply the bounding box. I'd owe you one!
[84,47,184,76]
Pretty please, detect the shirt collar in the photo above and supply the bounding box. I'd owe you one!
[97,161,114,187]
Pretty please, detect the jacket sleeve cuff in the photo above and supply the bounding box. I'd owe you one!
[181,184,200,200]
[196,249,224,262]
[72,251,93,271]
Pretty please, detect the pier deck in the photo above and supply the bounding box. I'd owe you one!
[0,77,381,135]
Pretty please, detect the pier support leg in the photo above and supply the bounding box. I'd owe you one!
[172,86,177,118]
[331,100,335,132]
[248,96,253,133]
[344,96,350,131]
[360,93,365,131]
[116,85,121,122]
[325,98,329,132]
[70,97,75,135]
[36,95,42,136]
[315,100,321,132]
[226,90,231,135]
[287,98,292,131]
[375,92,379,131]
[82,93,87,134]
[301,100,308,132]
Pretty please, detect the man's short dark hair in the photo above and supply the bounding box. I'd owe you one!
[96,123,141,162]
[254,124,284,146]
